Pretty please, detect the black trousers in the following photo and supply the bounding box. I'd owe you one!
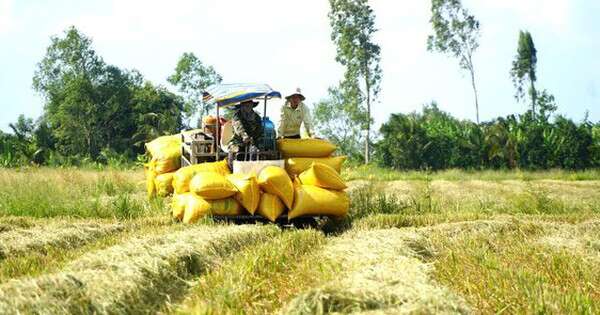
[283,134,301,139]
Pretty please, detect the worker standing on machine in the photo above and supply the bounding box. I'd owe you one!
[228,99,263,169]
[278,88,313,139]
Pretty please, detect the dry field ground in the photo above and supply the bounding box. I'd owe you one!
[0,167,598,314]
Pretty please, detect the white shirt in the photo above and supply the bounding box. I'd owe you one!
[277,101,313,137]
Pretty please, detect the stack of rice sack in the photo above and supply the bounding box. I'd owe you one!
[164,137,350,223]
[144,135,181,198]
[290,162,349,219]
[170,164,292,224]
[277,138,347,177]
[277,138,350,219]
[256,166,295,222]
[170,160,253,224]
[144,130,203,198]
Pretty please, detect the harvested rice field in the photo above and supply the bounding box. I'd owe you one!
[0,167,599,314]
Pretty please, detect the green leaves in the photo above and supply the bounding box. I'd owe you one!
[29,26,183,162]
[376,103,599,170]
[328,0,382,163]
[313,87,365,161]
[511,30,538,113]
[427,0,481,123]
[427,0,480,70]
[167,52,222,124]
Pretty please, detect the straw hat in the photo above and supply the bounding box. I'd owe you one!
[285,88,305,101]
[202,115,218,126]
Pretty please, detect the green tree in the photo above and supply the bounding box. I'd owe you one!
[510,30,538,114]
[33,27,108,158]
[313,87,364,160]
[167,52,222,125]
[427,0,481,123]
[8,115,36,161]
[131,81,184,152]
[329,0,382,164]
[32,26,177,160]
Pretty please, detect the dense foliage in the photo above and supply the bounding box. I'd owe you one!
[0,27,223,167]
[376,103,600,170]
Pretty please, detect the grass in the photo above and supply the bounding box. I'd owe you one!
[0,220,125,260]
[0,167,164,218]
[0,225,278,314]
[176,229,329,314]
[281,228,469,314]
[330,178,599,233]
[0,217,174,283]
[428,219,600,314]
[1,166,599,314]
[343,164,600,181]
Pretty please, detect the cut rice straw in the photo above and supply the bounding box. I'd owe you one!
[0,225,278,314]
[0,222,125,260]
[280,228,470,314]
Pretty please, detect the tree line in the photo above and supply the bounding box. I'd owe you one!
[1,27,221,167]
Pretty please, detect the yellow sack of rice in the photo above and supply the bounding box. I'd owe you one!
[299,162,347,190]
[144,163,157,199]
[277,138,337,158]
[227,173,260,214]
[154,172,175,197]
[289,185,349,219]
[257,193,285,222]
[209,198,244,216]
[172,160,230,194]
[183,194,211,224]
[285,156,346,176]
[183,195,243,224]
[145,135,181,174]
[171,192,193,221]
[257,166,294,209]
[189,172,237,200]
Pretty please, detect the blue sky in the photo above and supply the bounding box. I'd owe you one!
[0,0,598,133]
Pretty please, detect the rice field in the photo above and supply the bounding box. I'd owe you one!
[0,167,598,314]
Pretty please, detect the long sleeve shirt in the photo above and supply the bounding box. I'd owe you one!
[277,101,313,137]
[230,107,263,150]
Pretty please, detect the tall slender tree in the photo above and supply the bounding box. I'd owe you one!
[329,0,382,164]
[427,0,481,123]
[510,30,538,114]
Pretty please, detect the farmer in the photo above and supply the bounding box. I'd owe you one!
[201,115,227,139]
[227,99,263,169]
[278,88,313,139]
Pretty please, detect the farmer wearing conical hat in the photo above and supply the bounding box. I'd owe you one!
[228,99,263,169]
[278,88,313,139]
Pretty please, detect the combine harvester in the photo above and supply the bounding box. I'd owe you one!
[146,83,349,228]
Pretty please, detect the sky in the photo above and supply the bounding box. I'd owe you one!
[0,0,599,133]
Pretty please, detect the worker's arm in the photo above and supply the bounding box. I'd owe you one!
[232,113,252,143]
[302,103,314,137]
[277,104,287,138]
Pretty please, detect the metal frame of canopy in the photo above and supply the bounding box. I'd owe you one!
[203,83,282,160]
